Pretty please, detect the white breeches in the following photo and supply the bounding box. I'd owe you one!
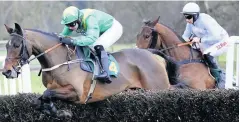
[91,19,123,49]
[203,36,237,57]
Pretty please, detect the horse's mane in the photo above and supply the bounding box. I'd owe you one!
[25,29,59,40]
[158,22,186,43]
[147,49,180,85]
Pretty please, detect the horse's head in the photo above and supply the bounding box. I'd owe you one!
[136,16,162,49]
[2,23,32,78]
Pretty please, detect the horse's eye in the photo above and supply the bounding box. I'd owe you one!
[145,35,150,38]
[13,43,20,48]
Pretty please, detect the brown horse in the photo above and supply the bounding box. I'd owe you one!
[2,23,181,117]
[136,16,215,89]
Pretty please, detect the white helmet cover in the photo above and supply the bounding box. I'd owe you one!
[181,2,200,14]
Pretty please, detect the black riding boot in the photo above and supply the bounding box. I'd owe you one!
[94,45,111,84]
[204,54,225,88]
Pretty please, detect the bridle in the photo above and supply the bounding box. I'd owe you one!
[5,33,30,73]
[141,26,204,65]
[141,26,159,49]
[142,26,194,52]
[6,33,63,74]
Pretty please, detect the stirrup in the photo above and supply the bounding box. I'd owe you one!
[94,72,111,83]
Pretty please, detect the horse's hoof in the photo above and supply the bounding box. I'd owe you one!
[42,102,58,116]
[40,107,58,117]
[57,110,73,118]
[42,109,51,115]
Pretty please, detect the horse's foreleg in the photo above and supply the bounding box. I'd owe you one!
[42,84,78,101]
[35,85,78,117]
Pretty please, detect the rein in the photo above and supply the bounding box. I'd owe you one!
[159,41,194,52]
[8,33,63,64]
[141,26,204,65]
[9,33,98,104]
[8,33,78,73]
[142,26,194,50]
[28,43,62,63]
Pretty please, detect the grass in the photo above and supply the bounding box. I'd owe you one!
[0,44,238,95]
[0,71,45,94]
[30,71,45,93]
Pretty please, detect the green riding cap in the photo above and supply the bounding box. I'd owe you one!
[61,6,83,25]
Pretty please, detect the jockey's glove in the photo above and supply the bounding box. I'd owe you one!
[60,37,74,45]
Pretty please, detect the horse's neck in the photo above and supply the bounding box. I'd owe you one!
[155,23,199,61]
[26,30,69,69]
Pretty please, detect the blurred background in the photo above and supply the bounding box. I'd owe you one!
[0,1,239,93]
[0,1,238,41]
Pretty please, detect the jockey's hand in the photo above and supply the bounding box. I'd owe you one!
[191,37,201,43]
[60,37,74,45]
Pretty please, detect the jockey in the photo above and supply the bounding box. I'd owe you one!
[59,6,123,84]
[181,2,229,89]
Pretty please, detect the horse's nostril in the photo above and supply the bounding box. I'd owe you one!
[2,70,11,76]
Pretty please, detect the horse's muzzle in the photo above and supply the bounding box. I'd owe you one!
[2,69,18,79]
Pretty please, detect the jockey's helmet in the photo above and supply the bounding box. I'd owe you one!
[61,6,83,25]
[181,2,200,14]
[181,2,200,22]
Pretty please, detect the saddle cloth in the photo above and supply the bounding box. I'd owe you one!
[76,46,119,78]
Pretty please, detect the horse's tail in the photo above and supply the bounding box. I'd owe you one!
[147,49,181,85]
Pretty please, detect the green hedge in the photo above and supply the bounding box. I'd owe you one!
[0,89,238,122]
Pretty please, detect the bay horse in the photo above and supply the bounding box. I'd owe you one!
[2,23,181,117]
[136,16,215,89]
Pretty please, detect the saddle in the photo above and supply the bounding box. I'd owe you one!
[75,46,119,78]
[177,47,205,65]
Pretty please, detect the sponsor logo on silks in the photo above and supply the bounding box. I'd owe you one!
[216,41,227,50]
[109,62,118,74]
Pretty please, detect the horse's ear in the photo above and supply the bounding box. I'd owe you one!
[143,19,151,25]
[151,16,160,26]
[4,24,14,34]
[14,23,23,35]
